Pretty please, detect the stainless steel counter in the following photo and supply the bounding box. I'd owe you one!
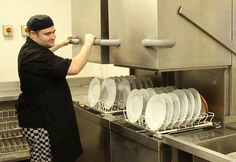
[0,82,21,102]
[73,105,171,162]
[0,77,92,102]
[74,104,236,162]
[162,128,236,162]
[74,104,114,162]
[110,119,171,162]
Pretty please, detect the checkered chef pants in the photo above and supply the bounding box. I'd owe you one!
[21,127,53,162]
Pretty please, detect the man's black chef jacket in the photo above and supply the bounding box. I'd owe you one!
[17,37,83,162]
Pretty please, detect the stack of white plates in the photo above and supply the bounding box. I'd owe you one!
[88,76,205,130]
[125,86,204,131]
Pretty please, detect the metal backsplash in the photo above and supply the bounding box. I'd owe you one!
[178,69,227,124]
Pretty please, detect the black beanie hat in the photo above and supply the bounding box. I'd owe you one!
[27,15,54,31]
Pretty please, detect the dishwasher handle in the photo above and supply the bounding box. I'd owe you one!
[142,39,176,48]
[70,38,121,46]
[93,39,121,46]
[69,39,80,44]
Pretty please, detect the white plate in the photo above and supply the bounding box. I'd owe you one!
[145,94,166,131]
[126,89,143,123]
[140,78,149,89]
[145,77,154,88]
[165,86,176,92]
[134,78,143,89]
[227,152,236,159]
[146,88,156,97]
[160,93,173,128]
[87,77,102,107]
[167,92,180,127]
[126,78,137,90]
[110,76,121,83]
[160,87,169,93]
[126,75,136,80]
[182,89,195,125]
[100,78,117,110]
[188,88,201,123]
[140,89,150,114]
[117,78,131,109]
[173,89,188,125]
[154,87,163,94]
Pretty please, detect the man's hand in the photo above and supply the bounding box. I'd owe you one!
[84,33,96,45]
[61,36,73,46]
[50,36,74,52]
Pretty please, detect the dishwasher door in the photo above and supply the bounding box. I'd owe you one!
[71,0,109,63]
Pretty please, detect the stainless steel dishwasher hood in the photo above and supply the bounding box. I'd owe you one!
[108,0,232,70]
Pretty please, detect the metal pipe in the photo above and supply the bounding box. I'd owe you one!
[142,39,176,48]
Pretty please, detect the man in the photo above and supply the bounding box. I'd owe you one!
[16,14,95,162]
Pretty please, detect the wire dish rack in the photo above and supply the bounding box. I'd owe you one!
[0,106,30,162]
[83,96,125,115]
[123,110,215,138]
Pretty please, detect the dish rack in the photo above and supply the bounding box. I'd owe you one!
[83,96,125,115]
[0,106,30,162]
[123,110,215,138]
